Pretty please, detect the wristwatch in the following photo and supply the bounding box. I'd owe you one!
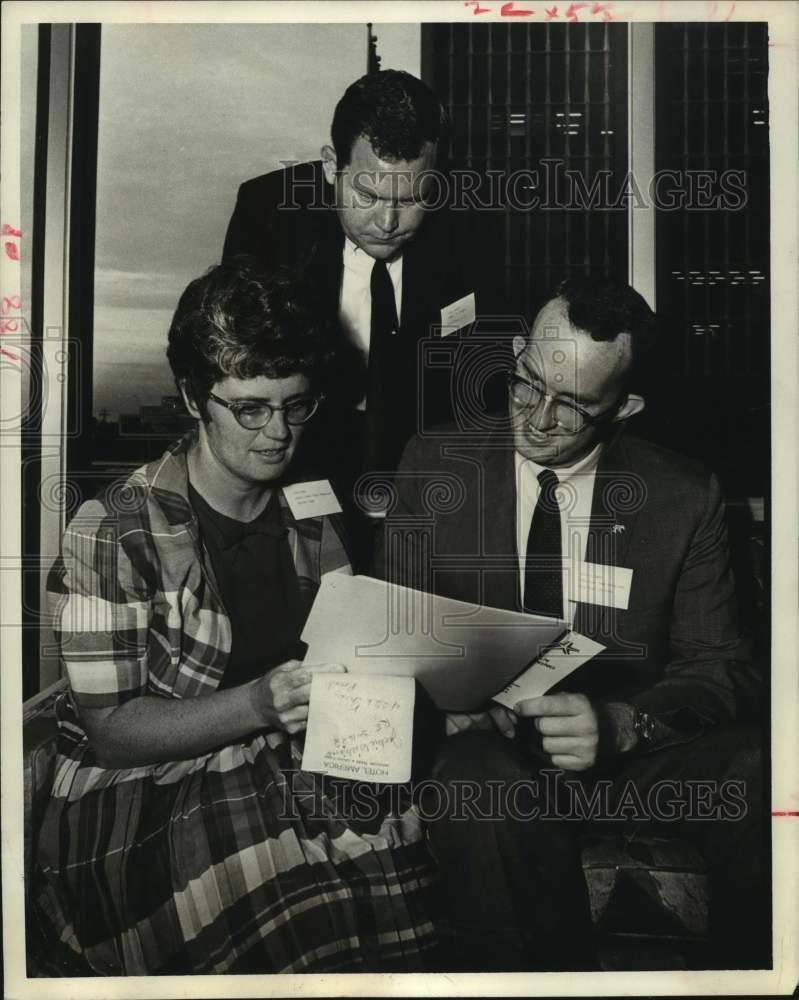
[632,708,656,745]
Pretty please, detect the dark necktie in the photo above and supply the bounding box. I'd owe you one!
[363,258,399,474]
[523,469,563,618]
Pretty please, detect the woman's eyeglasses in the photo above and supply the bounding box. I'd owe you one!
[207,391,325,430]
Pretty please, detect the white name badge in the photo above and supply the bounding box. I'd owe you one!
[283,480,342,520]
[570,561,633,610]
[440,292,476,336]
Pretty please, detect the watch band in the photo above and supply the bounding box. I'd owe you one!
[633,708,656,744]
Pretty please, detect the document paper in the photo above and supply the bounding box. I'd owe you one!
[492,631,606,709]
[302,574,567,711]
[301,673,415,783]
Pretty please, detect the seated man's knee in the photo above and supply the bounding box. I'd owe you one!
[431,731,531,786]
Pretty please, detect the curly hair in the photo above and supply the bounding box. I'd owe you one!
[331,70,448,166]
[166,256,334,415]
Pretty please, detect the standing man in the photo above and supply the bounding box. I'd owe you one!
[379,277,766,971]
[224,70,495,568]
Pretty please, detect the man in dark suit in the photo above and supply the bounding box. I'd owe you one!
[379,277,766,971]
[223,70,499,567]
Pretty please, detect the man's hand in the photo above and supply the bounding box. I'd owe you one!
[515,692,599,771]
[445,704,519,739]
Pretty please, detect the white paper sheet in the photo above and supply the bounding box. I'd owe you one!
[282,479,343,519]
[570,561,633,610]
[301,673,415,783]
[491,631,606,709]
[439,291,476,335]
[301,574,567,711]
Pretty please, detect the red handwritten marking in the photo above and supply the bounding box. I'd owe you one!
[2,295,22,314]
[0,320,19,334]
[724,1,736,21]
[4,242,19,261]
[464,0,491,12]
[501,1,535,14]
[565,2,588,20]
[0,345,20,362]
[545,4,559,16]
[591,1,613,18]
[772,811,799,817]
[1,224,22,238]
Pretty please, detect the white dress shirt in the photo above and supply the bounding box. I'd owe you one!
[515,443,603,623]
[339,238,403,410]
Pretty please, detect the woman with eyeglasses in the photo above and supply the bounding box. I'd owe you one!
[35,257,438,975]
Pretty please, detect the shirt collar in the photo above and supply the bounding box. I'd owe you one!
[343,236,402,274]
[514,440,604,485]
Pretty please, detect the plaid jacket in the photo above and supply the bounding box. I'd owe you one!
[48,433,351,715]
[38,438,438,975]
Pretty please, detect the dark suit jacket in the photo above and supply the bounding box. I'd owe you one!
[223,162,507,476]
[377,421,761,738]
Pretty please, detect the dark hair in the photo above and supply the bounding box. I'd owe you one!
[166,256,333,415]
[330,70,448,167]
[554,276,658,391]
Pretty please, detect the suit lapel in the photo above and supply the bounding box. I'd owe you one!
[479,429,520,612]
[316,187,344,314]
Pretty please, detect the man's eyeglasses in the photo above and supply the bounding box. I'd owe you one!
[207,391,325,430]
[506,371,618,434]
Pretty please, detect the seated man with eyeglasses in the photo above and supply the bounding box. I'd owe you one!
[378,277,766,971]
[35,257,440,975]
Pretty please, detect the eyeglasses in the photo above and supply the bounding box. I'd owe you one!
[207,391,325,430]
[506,371,618,434]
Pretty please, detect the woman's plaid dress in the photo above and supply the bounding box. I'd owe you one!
[34,435,438,974]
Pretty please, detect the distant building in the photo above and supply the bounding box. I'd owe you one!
[125,396,193,437]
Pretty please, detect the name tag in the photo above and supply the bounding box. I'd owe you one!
[440,292,476,336]
[283,480,342,520]
[570,561,633,610]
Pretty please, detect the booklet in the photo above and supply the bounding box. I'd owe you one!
[301,576,606,783]
[302,573,568,712]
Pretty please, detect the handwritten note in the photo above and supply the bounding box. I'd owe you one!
[301,673,415,783]
[492,630,605,709]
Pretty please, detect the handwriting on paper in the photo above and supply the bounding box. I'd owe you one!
[464,0,617,19]
[301,673,415,783]
[1,226,21,363]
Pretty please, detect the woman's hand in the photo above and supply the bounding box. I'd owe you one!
[249,659,347,734]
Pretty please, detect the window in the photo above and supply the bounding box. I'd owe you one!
[90,23,367,467]
[424,21,630,318]
[653,22,769,495]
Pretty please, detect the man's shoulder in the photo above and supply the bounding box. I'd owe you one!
[615,433,716,488]
[237,160,328,207]
[398,420,508,469]
[611,434,723,519]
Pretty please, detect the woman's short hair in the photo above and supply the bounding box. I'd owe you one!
[166,256,333,415]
